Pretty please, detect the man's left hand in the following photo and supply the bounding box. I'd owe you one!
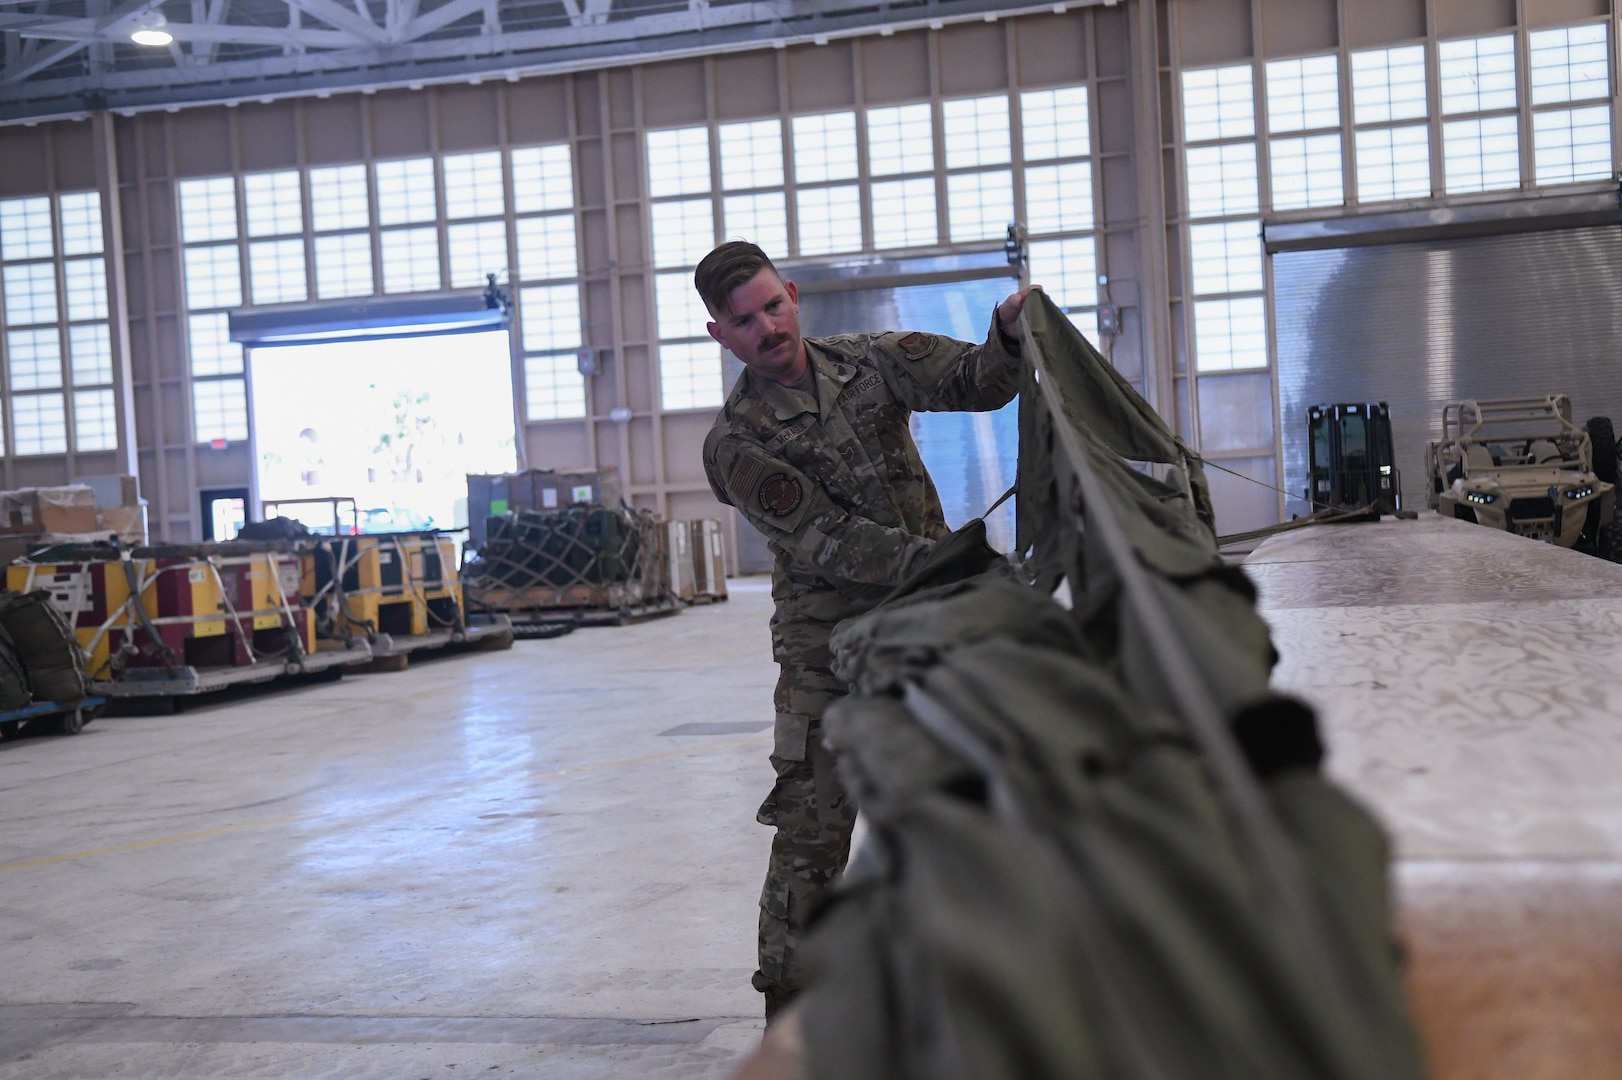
[996,284,1043,339]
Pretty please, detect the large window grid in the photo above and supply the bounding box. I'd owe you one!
[1181,65,1269,376]
[178,177,249,445]
[943,95,1016,244]
[1265,55,1345,211]
[1528,23,1613,186]
[648,124,724,412]
[512,143,586,422]
[1439,33,1522,193]
[1020,86,1098,330]
[868,103,939,250]
[377,158,444,294]
[0,191,116,457]
[1351,45,1433,204]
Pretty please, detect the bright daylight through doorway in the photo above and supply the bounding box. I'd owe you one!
[250,330,518,535]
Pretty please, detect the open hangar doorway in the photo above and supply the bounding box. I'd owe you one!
[227,296,520,540]
[726,248,1025,575]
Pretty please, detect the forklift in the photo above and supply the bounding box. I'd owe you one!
[1305,402,1401,516]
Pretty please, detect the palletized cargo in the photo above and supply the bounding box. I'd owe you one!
[688,519,728,602]
[463,505,680,629]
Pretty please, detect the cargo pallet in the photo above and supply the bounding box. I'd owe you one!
[0,695,107,739]
[498,598,681,638]
[464,506,678,634]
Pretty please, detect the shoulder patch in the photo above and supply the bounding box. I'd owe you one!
[758,474,803,517]
[897,332,937,360]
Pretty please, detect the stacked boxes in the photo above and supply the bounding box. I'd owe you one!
[0,477,147,564]
[689,520,728,600]
[466,468,623,546]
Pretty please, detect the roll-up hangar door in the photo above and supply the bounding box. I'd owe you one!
[1271,212,1622,521]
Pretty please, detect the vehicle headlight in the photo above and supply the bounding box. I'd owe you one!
[1564,485,1594,500]
[1466,491,1496,504]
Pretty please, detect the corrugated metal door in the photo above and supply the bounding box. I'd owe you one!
[1274,226,1622,517]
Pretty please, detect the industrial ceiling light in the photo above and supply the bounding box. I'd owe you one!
[130,14,173,47]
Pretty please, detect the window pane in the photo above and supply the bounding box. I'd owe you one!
[659,341,723,411]
[1024,162,1093,235]
[376,159,437,226]
[1351,45,1428,124]
[7,328,63,390]
[1530,23,1610,106]
[719,120,784,191]
[515,214,578,281]
[868,104,935,176]
[184,245,242,309]
[0,197,54,260]
[656,271,710,340]
[512,145,574,213]
[943,95,1011,169]
[244,171,303,237]
[58,192,103,256]
[1182,65,1256,142]
[447,220,509,289]
[69,323,112,385]
[722,192,789,259]
[1028,236,1097,312]
[1189,220,1263,294]
[193,378,248,443]
[650,199,715,269]
[74,388,118,451]
[1194,296,1268,371]
[792,113,858,183]
[520,284,582,352]
[1440,35,1518,115]
[872,178,937,250]
[1443,115,1521,192]
[444,152,506,219]
[3,262,58,324]
[946,170,1013,243]
[1021,86,1090,161]
[1356,124,1432,202]
[189,312,243,377]
[379,228,441,293]
[313,233,375,299]
[64,258,108,321]
[796,187,862,256]
[1266,55,1341,133]
[248,239,307,304]
[647,127,712,198]
[1533,105,1614,185]
[13,393,66,455]
[1184,143,1259,217]
[178,177,237,243]
[1270,134,1345,210]
[310,166,370,232]
[524,353,586,421]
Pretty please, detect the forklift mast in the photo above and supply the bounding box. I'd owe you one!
[1306,402,1401,514]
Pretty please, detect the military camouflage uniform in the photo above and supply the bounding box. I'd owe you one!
[703,317,1022,1003]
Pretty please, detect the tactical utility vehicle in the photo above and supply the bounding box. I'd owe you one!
[1425,396,1618,554]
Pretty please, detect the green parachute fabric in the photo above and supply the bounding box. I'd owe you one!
[792,293,1427,1080]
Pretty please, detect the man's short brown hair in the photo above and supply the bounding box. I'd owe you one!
[694,241,780,317]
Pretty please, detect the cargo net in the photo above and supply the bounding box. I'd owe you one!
[464,506,667,613]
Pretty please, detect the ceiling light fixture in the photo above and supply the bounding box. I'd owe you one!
[130,13,173,47]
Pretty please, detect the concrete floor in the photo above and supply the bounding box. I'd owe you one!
[0,580,778,1078]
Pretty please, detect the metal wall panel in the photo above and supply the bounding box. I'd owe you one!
[1274,226,1622,518]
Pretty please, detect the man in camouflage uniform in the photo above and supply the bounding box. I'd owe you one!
[695,241,1036,1019]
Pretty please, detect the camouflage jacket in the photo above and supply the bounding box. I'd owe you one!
[704,316,1022,633]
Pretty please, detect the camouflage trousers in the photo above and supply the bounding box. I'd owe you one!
[750,660,858,999]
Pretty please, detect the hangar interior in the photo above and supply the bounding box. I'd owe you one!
[1,0,1621,1076]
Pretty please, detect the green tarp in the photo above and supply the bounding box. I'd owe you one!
[791,293,1426,1080]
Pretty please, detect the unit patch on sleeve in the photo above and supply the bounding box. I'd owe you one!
[759,473,804,517]
[897,332,937,360]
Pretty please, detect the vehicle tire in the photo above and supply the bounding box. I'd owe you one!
[1586,416,1617,485]
[58,707,84,735]
[1602,520,1622,564]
